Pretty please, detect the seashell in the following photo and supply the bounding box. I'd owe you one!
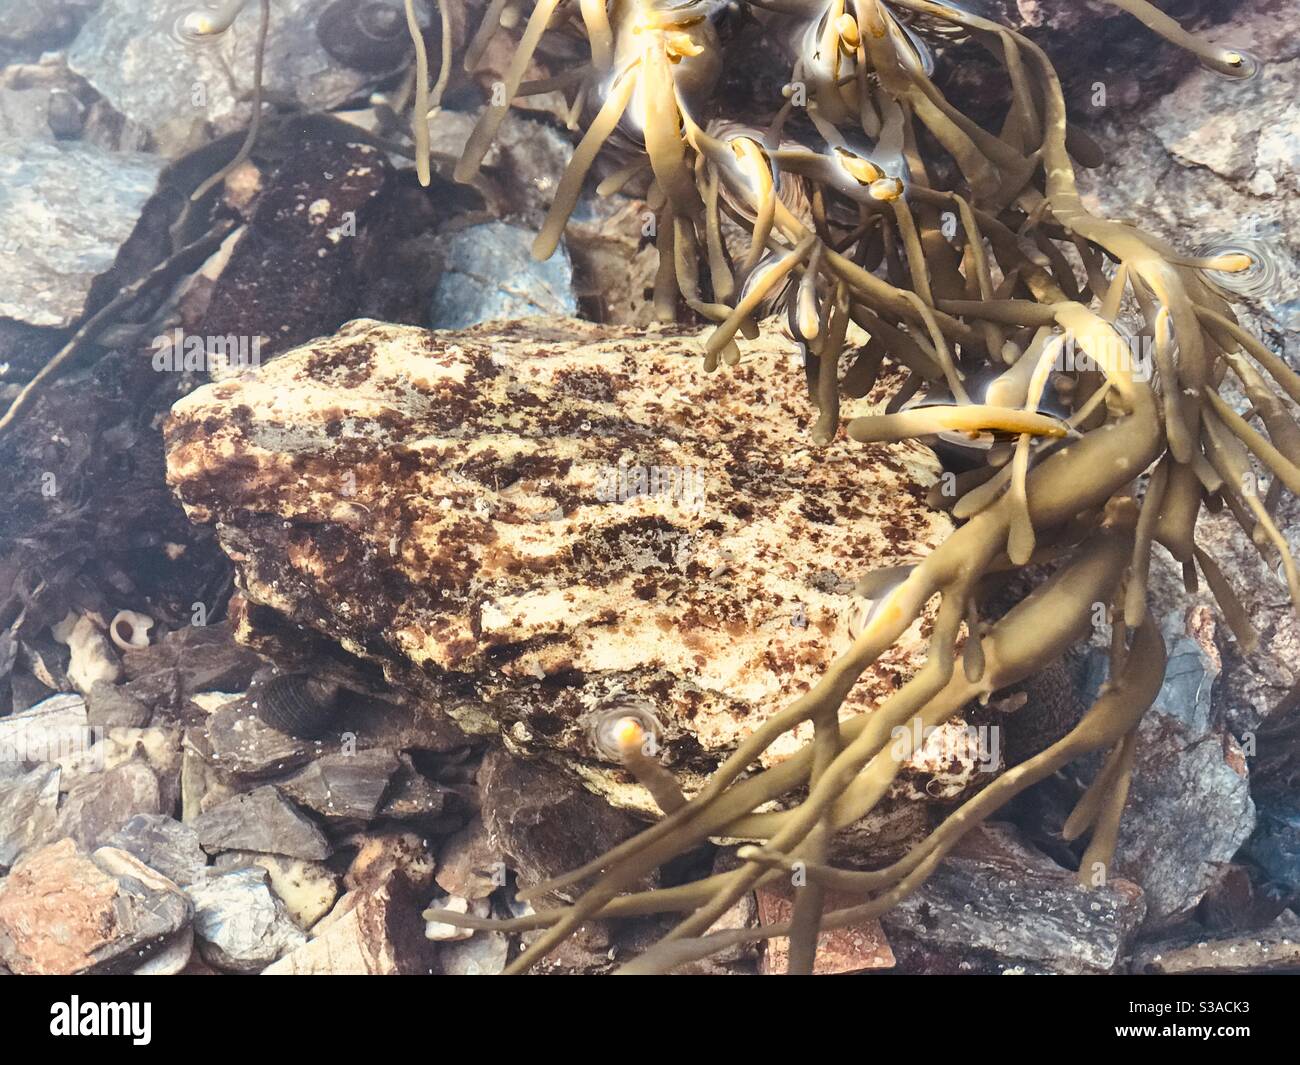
[172,0,250,46]
[588,697,663,761]
[846,565,914,640]
[109,610,154,652]
[1193,237,1285,303]
[317,0,414,74]
[1205,47,1261,82]
[251,672,340,738]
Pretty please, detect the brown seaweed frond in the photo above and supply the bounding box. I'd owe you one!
[405,0,1297,973]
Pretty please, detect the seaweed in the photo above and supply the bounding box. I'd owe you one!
[140,0,1297,974]
[410,0,1300,974]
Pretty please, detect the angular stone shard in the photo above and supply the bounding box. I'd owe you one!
[53,760,161,851]
[191,784,331,861]
[0,764,60,871]
[277,748,400,822]
[880,824,1147,975]
[165,318,955,820]
[105,813,209,886]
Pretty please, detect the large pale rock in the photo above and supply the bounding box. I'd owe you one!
[164,318,955,820]
[187,866,307,973]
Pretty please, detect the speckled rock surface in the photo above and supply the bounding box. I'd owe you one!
[881,823,1147,975]
[1106,611,1256,929]
[0,137,164,327]
[66,0,396,157]
[165,317,960,821]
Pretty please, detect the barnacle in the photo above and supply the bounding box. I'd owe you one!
[399,0,1300,974]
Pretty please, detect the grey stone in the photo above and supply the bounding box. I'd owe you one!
[54,761,162,851]
[53,726,183,817]
[0,692,90,768]
[434,816,503,901]
[133,925,194,976]
[0,138,165,327]
[67,0,393,158]
[192,785,331,860]
[425,109,574,228]
[1245,797,1300,891]
[378,753,449,822]
[85,680,151,728]
[0,0,101,57]
[200,696,316,778]
[479,749,655,899]
[439,929,510,976]
[429,222,577,329]
[210,851,337,929]
[122,621,262,697]
[881,824,1146,975]
[0,764,60,870]
[105,813,209,886]
[1085,612,1256,928]
[1080,0,1300,734]
[277,747,400,822]
[187,866,307,973]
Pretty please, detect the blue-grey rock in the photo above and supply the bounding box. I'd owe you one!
[192,784,331,860]
[0,138,165,327]
[1083,611,1256,928]
[430,222,577,329]
[106,813,209,886]
[1245,799,1300,891]
[67,0,392,157]
[187,866,307,972]
[881,823,1146,974]
[0,764,60,870]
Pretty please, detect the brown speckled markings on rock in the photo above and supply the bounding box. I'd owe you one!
[165,317,969,825]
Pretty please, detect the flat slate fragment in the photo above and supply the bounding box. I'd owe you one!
[191,784,331,861]
[277,748,401,822]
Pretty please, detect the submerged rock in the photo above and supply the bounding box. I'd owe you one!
[67,0,393,157]
[188,866,307,972]
[1083,610,1256,928]
[1080,0,1300,736]
[0,839,191,975]
[164,318,955,832]
[105,813,209,886]
[881,824,1147,975]
[0,764,60,871]
[0,138,164,327]
[191,785,331,860]
[429,221,578,329]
